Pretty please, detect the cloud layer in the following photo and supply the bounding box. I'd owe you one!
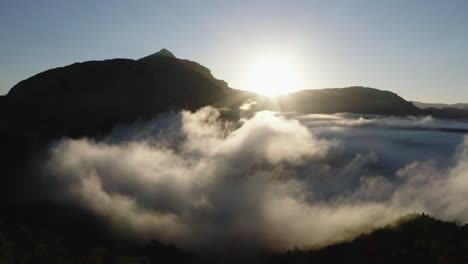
[43,107,468,255]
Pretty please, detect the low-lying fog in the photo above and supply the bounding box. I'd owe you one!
[42,105,468,255]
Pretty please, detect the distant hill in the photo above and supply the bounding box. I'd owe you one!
[273,87,422,115]
[413,101,468,110]
[412,101,468,119]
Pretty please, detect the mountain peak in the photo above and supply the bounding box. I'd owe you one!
[138,49,176,61]
[154,48,176,58]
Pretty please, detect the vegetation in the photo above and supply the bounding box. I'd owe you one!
[267,214,468,264]
[2,204,468,264]
[0,202,200,264]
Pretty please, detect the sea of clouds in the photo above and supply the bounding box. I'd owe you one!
[42,105,468,255]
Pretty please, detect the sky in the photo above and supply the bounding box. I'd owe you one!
[1,0,468,102]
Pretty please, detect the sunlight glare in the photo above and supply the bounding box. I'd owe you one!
[243,55,304,97]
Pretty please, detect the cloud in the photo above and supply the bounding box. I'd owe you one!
[42,108,468,256]
[393,136,468,221]
[239,99,257,111]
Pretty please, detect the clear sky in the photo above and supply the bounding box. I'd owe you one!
[1,0,468,102]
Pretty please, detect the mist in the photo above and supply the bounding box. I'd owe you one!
[42,106,468,255]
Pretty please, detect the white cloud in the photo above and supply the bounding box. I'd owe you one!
[43,108,468,255]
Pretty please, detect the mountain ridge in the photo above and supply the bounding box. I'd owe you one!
[413,101,468,110]
[2,50,468,144]
[274,86,422,115]
[268,214,468,264]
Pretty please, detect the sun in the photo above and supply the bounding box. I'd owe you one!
[243,55,304,97]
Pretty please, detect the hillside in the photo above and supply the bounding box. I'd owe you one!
[0,50,252,201]
[272,87,423,115]
[268,214,468,264]
[413,101,468,110]
[3,49,251,139]
[2,209,467,264]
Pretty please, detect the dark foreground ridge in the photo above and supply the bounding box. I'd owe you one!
[2,205,467,264]
[267,214,468,264]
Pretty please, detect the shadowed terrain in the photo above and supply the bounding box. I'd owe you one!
[267,214,468,264]
[413,101,468,111]
[2,208,467,264]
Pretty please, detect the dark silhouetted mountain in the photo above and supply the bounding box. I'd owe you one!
[0,50,252,201]
[267,87,424,115]
[2,51,468,201]
[1,51,468,198]
[268,214,468,264]
[413,101,468,110]
[256,87,468,118]
[1,50,467,145]
[412,101,468,119]
[3,49,251,140]
[424,107,468,119]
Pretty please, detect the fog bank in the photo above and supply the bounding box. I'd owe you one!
[43,107,468,254]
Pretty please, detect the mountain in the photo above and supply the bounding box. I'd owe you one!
[2,50,468,201]
[412,101,468,119]
[3,49,251,140]
[413,101,468,110]
[272,87,422,115]
[2,49,467,143]
[0,49,252,200]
